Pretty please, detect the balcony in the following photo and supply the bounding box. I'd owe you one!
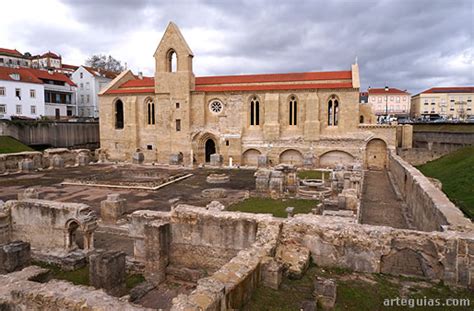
[43,84,75,93]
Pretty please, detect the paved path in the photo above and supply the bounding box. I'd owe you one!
[360,170,409,229]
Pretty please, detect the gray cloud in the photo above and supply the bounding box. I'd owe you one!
[10,0,474,94]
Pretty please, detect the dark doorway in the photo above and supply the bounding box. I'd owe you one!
[205,139,216,162]
[55,108,60,120]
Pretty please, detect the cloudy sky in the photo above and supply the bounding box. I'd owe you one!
[0,0,472,93]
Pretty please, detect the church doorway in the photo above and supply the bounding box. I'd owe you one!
[205,139,216,162]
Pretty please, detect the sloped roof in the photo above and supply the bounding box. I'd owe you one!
[41,51,61,59]
[420,86,474,94]
[0,48,23,57]
[83,66,119,79]
[368,88,410,95]
[0,67,42,84]
[27,68,76,86]
[62,64,79,70]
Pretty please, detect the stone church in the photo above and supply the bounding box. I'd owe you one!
[99,22,398,169]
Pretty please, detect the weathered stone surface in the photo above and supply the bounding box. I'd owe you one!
[89,250,127,297]
[17,187,39,200]
[144,221,170,286]
[169,153,183,165]
[206,200,225,211]
[100,194,127,224]
[313,276,336,309]
[132,151,145,164]
[129,280,156,302]
[51,154,65,168]
[257,155,268,168]
[209,153,222,166]
[301,300,318,311]
[201,188,227,199]
[76,152,90,166]
[206,173,230,184]
[276,244,310,279]
[19,158,35,172]
[0,241,31,274]
[261,257,283,290]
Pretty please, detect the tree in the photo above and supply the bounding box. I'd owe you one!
[85,54,125,73]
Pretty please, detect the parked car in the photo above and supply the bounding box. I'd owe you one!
[466,116,474,123]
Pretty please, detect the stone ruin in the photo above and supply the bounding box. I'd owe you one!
[206,173,230,184]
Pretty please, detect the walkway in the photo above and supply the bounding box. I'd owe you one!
[360,170,409,229]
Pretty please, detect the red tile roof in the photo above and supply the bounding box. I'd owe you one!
[83,66,119,79]
[420,86,474,94]
[0,67,42,84]
[368,88,409,95]
[0,48,23,56]
[120,77,154,88]
[41,51,61,59]
[26,68,76,86]
[62,64,79,70]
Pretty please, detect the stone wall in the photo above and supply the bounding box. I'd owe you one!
[2,199,97,253]
[0,120,100,149]
[0,209,11,245]
[277,215,474,288]
[0,148,94,174]
[388,152,471,231]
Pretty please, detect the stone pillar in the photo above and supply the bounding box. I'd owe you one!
[261,257,283,290]
[0,241,31,274]
[132,150,144,164]
[303,153,314,168]
[210,153,223,167]
[257,155,268,168]
[19,158,35,172]
[313,277,337,309]
[255,169,271,193]
[269,171,284,196]
[100,194,127,224]
[144,221,170,286]
[89,250,126,296]
[76,153,90,166]
[51,155,64,168]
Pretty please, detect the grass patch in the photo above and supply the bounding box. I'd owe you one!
[245,264,474,310]
[0,136,33,154]
[297,170,330,180]
[417,146,474,219]
[126,273,146,289]
[227,197,316,218]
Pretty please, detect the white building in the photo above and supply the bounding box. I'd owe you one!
[368,87,411,117]
[71,66,117,117]
[0,67,45,119]
[0,48,31,68]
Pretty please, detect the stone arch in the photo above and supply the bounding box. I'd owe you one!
[65,216,95,251]
[327,94,340,126]
[192,132,220,164]
[249,95,261,126]
[288,94,298,126]
[65,219,83,250]
[279,149,304,166]
[167,49,178,72]
[319,150,355,168]
[114,98,124,129]
[145,97,155,125]
[366,138,388,170]
[242,149,261,166]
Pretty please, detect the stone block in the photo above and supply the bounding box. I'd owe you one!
[301,300,317,311]
[257,155,268,168]
[100,194,127,224]
[276,244,310,279]
[261,257,283,290]
[132,151,144,164]
[17,187,40,200]
[0,241,31,274]
[201,188,227,199]
[304,153,315,168]
[129,280,156,302]
[255,169,271,192]
[144,222,170,286]
[89,250,127,296]
[206,201,225,212]
[19,158,35,172]
[60,251,87,271]
[51,155,64,168]
[76,153,90,166]
[209,153,222,166]
[169,153,183,165]
[313,276,336,310]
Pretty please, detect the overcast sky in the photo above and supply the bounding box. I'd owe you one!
[0,0,472,94]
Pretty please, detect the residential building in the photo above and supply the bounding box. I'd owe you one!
[367,88,411,117]
[31,51,62,70]
[0,67,45,119]
[98,22,397,170]
[0,48,31,68]
[71,66,117,117]
[411,87,474,119]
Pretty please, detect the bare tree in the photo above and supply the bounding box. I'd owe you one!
[85,54,125,73]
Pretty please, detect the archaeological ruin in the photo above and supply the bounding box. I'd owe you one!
[0,22,472,311]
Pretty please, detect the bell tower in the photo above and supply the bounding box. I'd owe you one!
[154,22,195,94]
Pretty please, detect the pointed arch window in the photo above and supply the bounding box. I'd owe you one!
[115,99,124,129]
[168,49,177,72]
[327,96,340,126]
[146,98,155,125]
[250,96,260,126]
[289,95,298,125]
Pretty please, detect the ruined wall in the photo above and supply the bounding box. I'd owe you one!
[278,215,474,288]
[388,152,471,231]
[0,210,10,245]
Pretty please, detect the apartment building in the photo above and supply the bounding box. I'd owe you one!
[411,87,473,119]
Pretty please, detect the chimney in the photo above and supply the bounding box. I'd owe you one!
[138,72,143,80]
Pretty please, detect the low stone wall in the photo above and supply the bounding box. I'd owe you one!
[0,148,94,174]
[0,266,150,310]
[277,215,474,289]
[0,210,10,245]
[388,151,471,231]
[397,147,449,166]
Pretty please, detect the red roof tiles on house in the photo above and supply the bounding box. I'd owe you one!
[83,66,119,80]
[119,76,154,88]
[41,51,61,59]
[62,64,79,70]
[0,48,23,56]
[368,88,409,95]
[26,68,76,86]
[0,67,42,84]
[420,87,474,94]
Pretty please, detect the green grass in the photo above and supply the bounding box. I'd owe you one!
[245,264,474,310]
[0,136,33,154]
[33,261,145,291]
[417,146,474,219]
[297,170,330,180]
[227,197,317,218]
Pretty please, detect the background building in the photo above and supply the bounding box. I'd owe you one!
[411,87,473,120]
[71,66,117,118]
[0,48,31,68]
[0,67,45,119]
[368,88,411,117]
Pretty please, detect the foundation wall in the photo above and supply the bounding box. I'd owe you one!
[388,151,471,231]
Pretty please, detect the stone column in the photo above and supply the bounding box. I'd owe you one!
[144,221,170,285]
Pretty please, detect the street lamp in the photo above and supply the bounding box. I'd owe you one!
[384,85,389,123]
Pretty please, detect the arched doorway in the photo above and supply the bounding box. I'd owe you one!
[279,149,304,166]
[66,220,84,250]
[319,150,355,168]
[205,139,216,162]
[242,149,261,166]
[366,139,387,170]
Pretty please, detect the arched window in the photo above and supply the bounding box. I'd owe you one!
[360,115,364,124]
[115,99,124,129]
[250,96,260,126]
[327,95,340,126]
[146,98,155,125]
[168,50,177,72]
[289,95,297,125]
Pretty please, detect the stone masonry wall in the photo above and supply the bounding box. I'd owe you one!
[388,151,471,231]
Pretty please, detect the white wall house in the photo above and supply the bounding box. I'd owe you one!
[0,69,45,119]
[72,66,117,118]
